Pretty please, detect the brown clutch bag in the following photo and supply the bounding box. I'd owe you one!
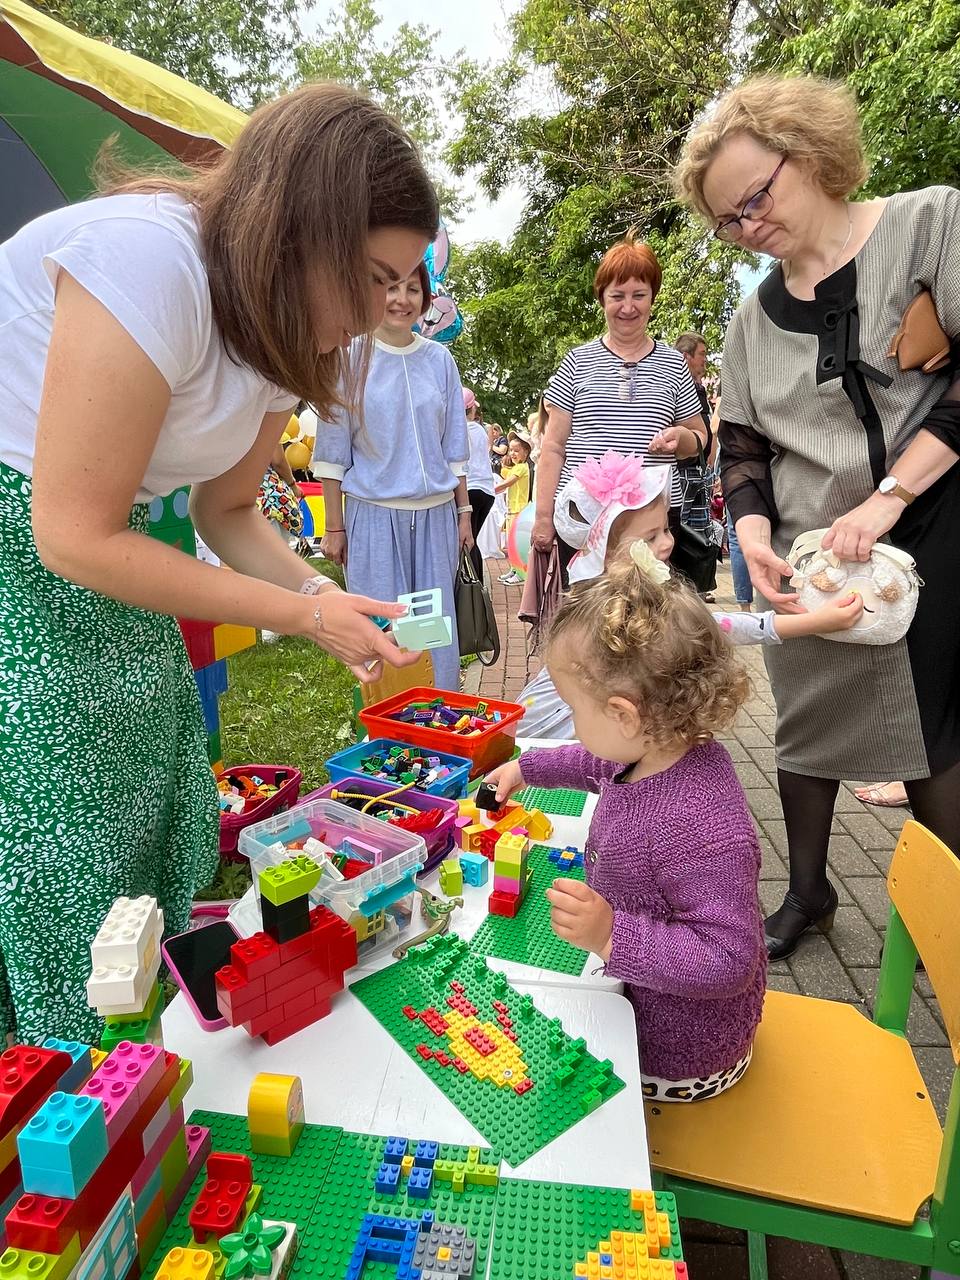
[887,288,952,373]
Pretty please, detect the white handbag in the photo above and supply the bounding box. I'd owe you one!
[786,530,921,646]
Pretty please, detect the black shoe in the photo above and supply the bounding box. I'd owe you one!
[764,884,839,961]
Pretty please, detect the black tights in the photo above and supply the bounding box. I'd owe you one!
[768,759,960,928]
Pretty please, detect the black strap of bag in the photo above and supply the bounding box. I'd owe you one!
[454,546,501,666]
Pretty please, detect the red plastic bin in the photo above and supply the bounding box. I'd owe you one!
[217,764,302,857]
[358,687,523,779]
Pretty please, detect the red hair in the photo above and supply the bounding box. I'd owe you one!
[593,234,662,303]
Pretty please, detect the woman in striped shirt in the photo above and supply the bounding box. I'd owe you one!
[532,234,709,574]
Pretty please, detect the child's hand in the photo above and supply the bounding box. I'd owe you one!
[546,878,614,959]
[810,591,864,634]
[484,759,524,804]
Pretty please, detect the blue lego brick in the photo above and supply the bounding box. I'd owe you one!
[375,1161,401,1195]
[459,852,488,887]
[548,845,585,870]
[42,1038,93,1093]
[359,870,419,917]
[383,1136,408,1164]
[407,1166,433,1199]
[194,659,228,734]
[413,1140,438,1167]
[18,1092,108,1198]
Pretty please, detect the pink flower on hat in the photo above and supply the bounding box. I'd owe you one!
[577,451,651,508]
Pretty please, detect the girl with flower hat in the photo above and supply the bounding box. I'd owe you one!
[518,451,865,738]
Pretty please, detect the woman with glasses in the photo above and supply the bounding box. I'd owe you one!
[531,233,708,578]
[676,75,960,959]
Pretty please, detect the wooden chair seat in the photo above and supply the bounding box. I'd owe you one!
[645,988,942,1225]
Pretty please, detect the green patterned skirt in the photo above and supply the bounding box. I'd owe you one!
[0,459,218,1044]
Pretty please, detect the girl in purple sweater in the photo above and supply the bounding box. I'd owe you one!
[487,550,768,1101]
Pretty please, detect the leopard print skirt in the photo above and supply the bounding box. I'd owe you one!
[642,1048,753,1103]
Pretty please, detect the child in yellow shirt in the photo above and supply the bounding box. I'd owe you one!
[497,436,531,585]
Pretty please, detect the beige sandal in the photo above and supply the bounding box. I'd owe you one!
[854,781,909,808]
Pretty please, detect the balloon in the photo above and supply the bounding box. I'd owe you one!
[419,286,463,344]
[507,503,536,572]
[425,223,450,282]
[285,441,311,470]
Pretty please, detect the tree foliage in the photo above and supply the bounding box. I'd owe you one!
[294,0,466,217]
[36,0,302,106]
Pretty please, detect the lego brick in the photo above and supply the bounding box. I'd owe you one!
[160,1128,190,1201]
[468,845,590,977]
[516,786,587,817]
[0,1047,74,1142]
[458,853,488,888]
[212,623,256,662]
[18,1093,109,1198]
[0,1232,80,1278]
[40,1041,93,1095]
[90,897,163,971]
[489,1180,685,1280]
[259,895,310,946]
[170,1060,195,1112]
[228,935,281,982]
[522,810,553,842]
[187,1154,253,1243]
[137,1188,168,1264]
[185,1125,212,1175]
[257,857,322,908]
[69,1191,137,1280]
[474,782,499,811]
[87,949,161,1017]
[350,933,625,1167]
[458,824,486,854]
[106,980,163,1027]
[247,1075,304,1156]
[5,1193,78,1254]
[178,618,216,671]
[154,1245,216,1279]
[487,891,520,919]
[492,874,521,895]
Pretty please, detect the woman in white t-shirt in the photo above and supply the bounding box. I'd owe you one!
[0,83,438,1044]
[462,387,497,579]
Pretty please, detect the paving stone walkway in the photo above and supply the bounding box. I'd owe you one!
[465,554,951,1280]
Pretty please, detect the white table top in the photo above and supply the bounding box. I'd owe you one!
[161,976,650,1188]
[164,735,650,1190]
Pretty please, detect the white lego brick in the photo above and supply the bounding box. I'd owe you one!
[90,896,162,969]
[87,947,160,1014]
[265,1222,298,1280]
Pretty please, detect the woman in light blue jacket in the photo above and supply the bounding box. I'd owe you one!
[314,262,472,689]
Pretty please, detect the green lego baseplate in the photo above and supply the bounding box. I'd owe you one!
[144,1110,679,1280]
[350,932,625,1167]
[490,1179,685,1280]
[516,786,588,818]
[468,845,589,977]
[298,1129,499,1280]
[143,1109,344,1279]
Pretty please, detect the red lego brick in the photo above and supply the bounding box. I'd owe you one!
[177,619,216,670]
[487,891,520,918]
[5,1193,79,1254]
[478,830,499,860]
[402,1006,418,1020]
[262,999,331,1046]
[275,927,318,962]
[214,967,266,1025]
[514,1079,534,1095]
[464,1026,496,1056]
[452,1058,469,1074]
[188,1153,252,1243]
[269,949,331,990]
[415,1044,433,1061]
[0,1046,72,1139]
[228,933,280,981]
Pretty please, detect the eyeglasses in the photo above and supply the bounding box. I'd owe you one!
[618,362,638,403]
[713,157,787,242]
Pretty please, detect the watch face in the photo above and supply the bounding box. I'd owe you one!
[879,477,896,493]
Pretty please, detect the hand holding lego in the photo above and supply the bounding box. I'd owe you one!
[546,878,613,959]
[484,758,525,804]
[809,591,864,634]
[307,591,419,683]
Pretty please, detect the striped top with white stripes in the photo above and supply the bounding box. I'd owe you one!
[545,337,703,506]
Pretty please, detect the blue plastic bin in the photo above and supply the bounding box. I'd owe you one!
[323,737,471,800]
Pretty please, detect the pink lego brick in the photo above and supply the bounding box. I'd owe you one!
[493,874,522,894]
[132,1103,184,1197]
[79,1070,139,1146]
[185,1125,211,1175]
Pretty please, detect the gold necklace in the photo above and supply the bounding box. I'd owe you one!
[786,206,854,286]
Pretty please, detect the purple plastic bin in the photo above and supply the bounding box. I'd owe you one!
[301,777,457,873]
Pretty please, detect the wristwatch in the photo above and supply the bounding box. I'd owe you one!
[878,475,917,504]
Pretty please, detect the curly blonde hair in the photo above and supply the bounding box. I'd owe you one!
[674,75,868,220]
[546,554,750,748]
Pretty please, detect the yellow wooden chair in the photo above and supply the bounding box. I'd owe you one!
[648,819,960,1277]
[356,650,434,710]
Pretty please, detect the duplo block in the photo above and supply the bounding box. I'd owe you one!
[247,1074,304,1158]
[90,896,163,971]
[17,1093,108,1198]
[0,1233,80,1279]
[459,853,488,887]
[40,1040,92,1095]
[438,860,463,896]
[392,589,453,650]
[259,893,311,945]
[257,856,322,908]
[154,1245,216,1279]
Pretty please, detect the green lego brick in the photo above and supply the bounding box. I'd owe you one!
[469,845,588,978]
[102,1000,164,1050]
[107,980,163,1026]
[350,932,625,1166]
[516,786,587,817]
[159,1127,189,1200]
[257,856,322,907]
[143,1111,343,1279]
[490,1179,684,1280]
[207,729,222,767]
[293,1130,499,1280]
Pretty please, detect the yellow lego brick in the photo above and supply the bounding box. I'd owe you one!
[460,824,486,853]
[0,1234,81,1280]
[213,623,257,662]
[494,806,528,834]
[523,809,554,840]
[248,1073,305,1153]
[170,1058,195,1110]
[89,1047,107,1071]
[457,801,479,823]
[155,1246,216,1279]
[401,1154,414,1175]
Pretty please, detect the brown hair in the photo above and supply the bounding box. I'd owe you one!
[593,231,663,303]
[99,83,439,416]
[546,553,750,747]
[674,75,868,220]
[675,332,706,357]
[414,261,433,317]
